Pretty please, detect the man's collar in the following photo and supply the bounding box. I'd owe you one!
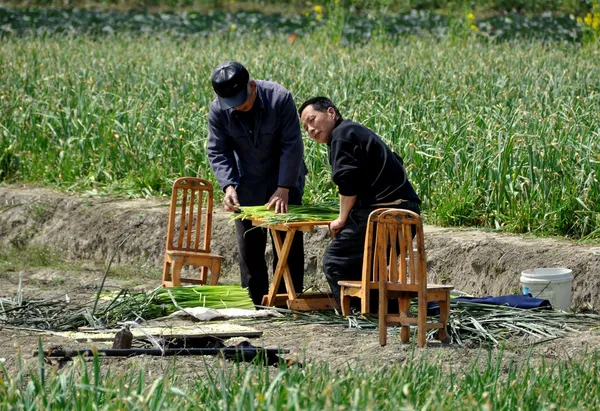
[327,117,344,147]
[255,82,266,110]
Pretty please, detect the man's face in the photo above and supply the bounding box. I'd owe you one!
[300,105,336,144]
[234,81,257,112]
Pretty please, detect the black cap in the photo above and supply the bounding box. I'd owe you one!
[211,61,250,109]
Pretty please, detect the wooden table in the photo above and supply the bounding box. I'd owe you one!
[250,219,338,311]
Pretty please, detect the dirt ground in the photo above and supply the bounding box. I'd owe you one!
[1,185,600,377]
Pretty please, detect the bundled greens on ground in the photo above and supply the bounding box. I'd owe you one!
[0,285,254,331]
[445,301,600,346]
[99,285,255,325]
[151,286,255,312]
[243,300,600,346]
[232,204,339,225]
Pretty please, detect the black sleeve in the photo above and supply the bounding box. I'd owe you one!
[393,151,404,165]
[330,137,361,196]
[207,106,239,191]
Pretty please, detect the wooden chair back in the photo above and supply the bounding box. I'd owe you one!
[165,177,214,254]
[365,209,425,292]
[162,177,223,287]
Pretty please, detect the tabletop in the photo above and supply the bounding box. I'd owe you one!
[250,218,332,232]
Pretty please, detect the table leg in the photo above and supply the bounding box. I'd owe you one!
[263,227,297,306]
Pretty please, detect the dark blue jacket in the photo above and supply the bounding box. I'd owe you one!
[207,80,306,205]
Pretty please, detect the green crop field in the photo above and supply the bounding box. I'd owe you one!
[2,33,599,238]
[1,2,599,241]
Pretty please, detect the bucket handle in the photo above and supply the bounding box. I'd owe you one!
[531,281,551,299]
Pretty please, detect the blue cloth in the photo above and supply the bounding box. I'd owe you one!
[207,80,307,205]
[453,294,551,309]
[427,294,551,316]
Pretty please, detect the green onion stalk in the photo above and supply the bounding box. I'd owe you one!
[231,204,340,225]
[152,285,255,312]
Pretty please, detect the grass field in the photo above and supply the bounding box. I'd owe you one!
[2,348,600,409]
[2,32,599,238]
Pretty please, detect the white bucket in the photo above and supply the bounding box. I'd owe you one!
[520,268,573,310]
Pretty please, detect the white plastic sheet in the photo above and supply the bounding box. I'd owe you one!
[167,307,283,321]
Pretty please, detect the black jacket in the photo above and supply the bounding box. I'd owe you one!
[328,119,420,206]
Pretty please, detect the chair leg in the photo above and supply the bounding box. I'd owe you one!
[209,260,221,286]
[438,292,450,342]
[417,296,427,348]
[171,258,183,287]
[361,287,370,315]
[379,287,389,346]
[162,260,172,286]
[340,287,351,317]
[199,266,208,285]
[399,296,410,344]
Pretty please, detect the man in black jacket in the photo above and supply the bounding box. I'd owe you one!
[208,61,307,305]
[298,96,421,308]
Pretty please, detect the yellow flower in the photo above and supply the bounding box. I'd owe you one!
[576,16,583,25]
[467,13,475,23]
[584,13,593,26]
[314,5,323,14]
[593,16,600,30]
[470,24,479,32]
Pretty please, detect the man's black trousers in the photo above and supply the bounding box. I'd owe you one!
[322,202,421,311]
[235,219,304,305]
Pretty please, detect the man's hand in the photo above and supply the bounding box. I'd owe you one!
[265,187,289,214]
[329,217,347,238]
[224,185,240,212]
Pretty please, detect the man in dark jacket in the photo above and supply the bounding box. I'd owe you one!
[207,61,307,305]
[298,96,421,308]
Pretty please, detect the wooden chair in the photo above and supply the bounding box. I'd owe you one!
[338,208,453,347]
[161,177,223,287]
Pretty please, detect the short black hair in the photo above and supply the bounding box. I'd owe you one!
[298,97,342,119]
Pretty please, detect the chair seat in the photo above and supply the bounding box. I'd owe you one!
[166,250,223,260]
[338,280,453,291]
[424,284,454,290]
[337,280,362,288]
